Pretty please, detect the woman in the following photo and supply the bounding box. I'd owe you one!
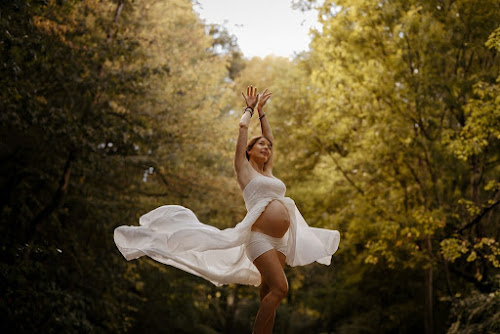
[114,86,340,334]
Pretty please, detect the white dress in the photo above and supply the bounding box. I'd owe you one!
[114,175,340,286]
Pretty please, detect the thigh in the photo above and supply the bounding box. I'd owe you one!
[259,251,286,297]
[254,250,287,289]
[276,251,286,269]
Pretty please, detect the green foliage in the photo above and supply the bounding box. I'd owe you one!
[1,0,499,333]
[445,285,500,334]
[0,0,240,332]
[272,0,500,332]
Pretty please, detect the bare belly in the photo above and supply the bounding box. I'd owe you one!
[251,200,290,238]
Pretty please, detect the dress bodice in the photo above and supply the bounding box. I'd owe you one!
[243,176,286,211]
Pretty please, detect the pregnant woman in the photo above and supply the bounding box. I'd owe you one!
[114,86,340,333]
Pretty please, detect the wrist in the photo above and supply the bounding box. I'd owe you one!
[239,110,251,126]
[243,106,254,117]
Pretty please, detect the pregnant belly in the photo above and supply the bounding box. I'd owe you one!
[251,200,290,238]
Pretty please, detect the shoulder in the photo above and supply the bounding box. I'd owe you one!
[236,164,258,190]
[262,165,273,176]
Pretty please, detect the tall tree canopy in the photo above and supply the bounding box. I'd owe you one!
[1,0,499,333]
[270,0,500,332]
[1,0,241,332]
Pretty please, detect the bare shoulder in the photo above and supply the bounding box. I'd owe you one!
[236,163,259,191]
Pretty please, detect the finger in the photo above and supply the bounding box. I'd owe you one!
[262,88,268,96]
[247,86,250,96]
[261,94,271,102]
[241,92,246,100]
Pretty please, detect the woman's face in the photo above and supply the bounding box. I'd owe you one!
[248,137,272,162]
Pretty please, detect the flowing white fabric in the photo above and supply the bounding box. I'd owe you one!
[114,175,340,286]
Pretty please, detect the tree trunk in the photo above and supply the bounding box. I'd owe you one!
[224,285,239,334]
[24,150,75,260]
[424,235,433,334]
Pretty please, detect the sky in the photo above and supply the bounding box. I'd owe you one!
[193,0,321,59]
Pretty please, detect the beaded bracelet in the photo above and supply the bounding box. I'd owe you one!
[259,113,266,120]
[243,106,254,117]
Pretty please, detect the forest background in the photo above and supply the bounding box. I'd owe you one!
[1,0,499,333]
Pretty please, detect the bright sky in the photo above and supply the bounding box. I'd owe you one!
[193,0,320,59]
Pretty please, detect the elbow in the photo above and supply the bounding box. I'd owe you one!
[239,122,249,129]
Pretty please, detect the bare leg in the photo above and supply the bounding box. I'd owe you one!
[253,250,287,334]
[259,282,274,334]
[260,281,269,300]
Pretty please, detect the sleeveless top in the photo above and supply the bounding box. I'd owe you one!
[114,175,340,286]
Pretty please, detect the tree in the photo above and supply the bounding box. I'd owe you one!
[0,0,240,332]
[276,0,500,332]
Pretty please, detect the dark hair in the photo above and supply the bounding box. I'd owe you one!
[246,136,273,161]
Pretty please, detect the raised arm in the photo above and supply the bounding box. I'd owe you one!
[234,86,258,188]
[257,89,274,170]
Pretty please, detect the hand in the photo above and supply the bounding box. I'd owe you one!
[241,85,259,109]
[257,88,272,111]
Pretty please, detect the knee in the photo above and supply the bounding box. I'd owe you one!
[260,284,269,300]
[270,282,288,300]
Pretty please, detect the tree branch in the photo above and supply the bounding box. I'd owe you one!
[106,0,125,43]
[325,149,365,196]
[456,198,500,234]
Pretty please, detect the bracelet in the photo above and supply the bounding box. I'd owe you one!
[243,106,254,117]
[259,113,266,120]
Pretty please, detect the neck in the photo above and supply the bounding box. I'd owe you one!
[249,159,265,173]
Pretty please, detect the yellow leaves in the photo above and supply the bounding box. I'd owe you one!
[364,238,397,268]
[407,5,423,17]
[401,228,420,240]
[412,207,445,236]
[475,238,500,268]
[135,281,145,292]
[290,270,305,291]
[466,251,477,262]
[33,15,75,48]
[486,255,500,268]
[33,15,70,35]
[441,237,500,268]
[447,79,500,160]
[364,254,379,265]
[109,100,128,115]
[35,96,47,105]
[440,238,469,262]
[457,199,481,217]
[474,237,496,248]
[484,180,500,192]
[485,27,500,51]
